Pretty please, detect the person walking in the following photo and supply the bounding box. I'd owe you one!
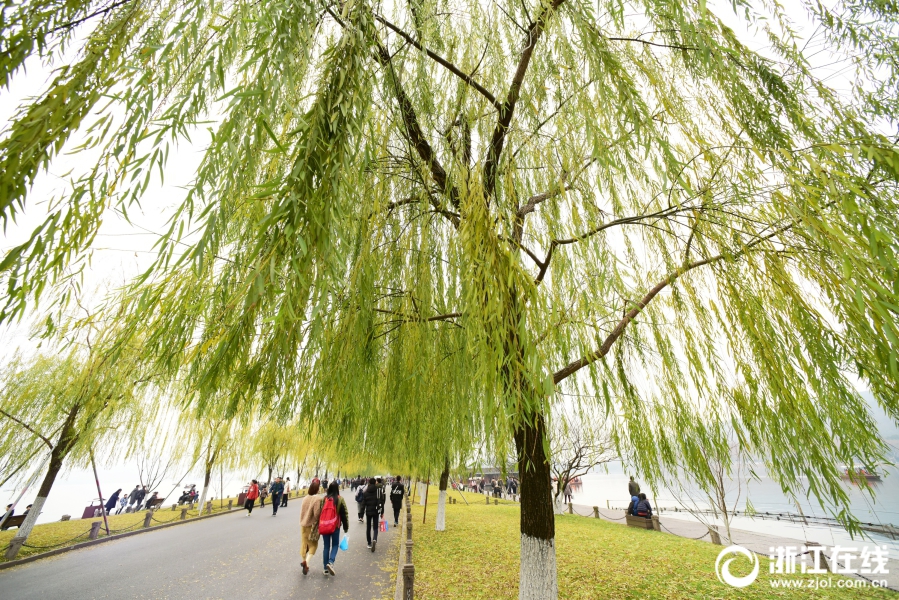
[363,477,384,552]
[628,476,640,497]
[244,480,260,516]
[269,477,284,516]
[135,486,147,510]
[355,483,365,523]
[299,479,322,575]
[127,485,141,510]
[563,480,573,504]
[281,478,290,507]
[259,484,268,508]
[318,481,349,576]
[104,489,121,515]
[389,476,405,526]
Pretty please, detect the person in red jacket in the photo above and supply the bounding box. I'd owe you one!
[245,480,260,516]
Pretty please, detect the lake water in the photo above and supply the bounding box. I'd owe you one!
[571,461,899,552]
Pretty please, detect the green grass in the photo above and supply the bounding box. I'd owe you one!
[408,489,893,599]
[0,490,308,562]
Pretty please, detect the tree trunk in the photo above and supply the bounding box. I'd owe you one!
[5,404,80,559]
[436,459,450,531]
[197,464,212,515]
[515,414,557,600]
[267,464,273,485]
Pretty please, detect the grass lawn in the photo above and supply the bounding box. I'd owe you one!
[408,489,893,599]
[0,490,307,563]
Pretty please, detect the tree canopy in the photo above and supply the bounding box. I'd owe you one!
[2,0,899,596]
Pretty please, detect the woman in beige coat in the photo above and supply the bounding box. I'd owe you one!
[299,478,322,575]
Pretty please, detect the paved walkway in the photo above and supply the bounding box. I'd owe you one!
[566,502,899,591]
[0,493,396,599]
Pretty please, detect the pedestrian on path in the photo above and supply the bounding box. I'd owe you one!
[299,478,322,576]
[628,476,640,497]
[355,483,365,522]
[245,480,260,516]
[389,476,405,526]
[269,477,284,516]
[281,478,290,507]
[259,484,268,508]
[319,481,349,576]
[363,477,384,552]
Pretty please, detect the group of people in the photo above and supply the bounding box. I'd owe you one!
[248,474,408,578]
[105,485,159,515]
[626,476,653,518]
[241,476,292,516]
[465,477,519,498]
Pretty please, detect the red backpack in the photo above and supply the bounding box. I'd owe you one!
[319,497,339,535]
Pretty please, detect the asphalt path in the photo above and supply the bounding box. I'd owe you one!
[0,493,396,599]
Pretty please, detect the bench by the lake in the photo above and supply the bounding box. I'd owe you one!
[626,515,660,531]
[1,515,26,530]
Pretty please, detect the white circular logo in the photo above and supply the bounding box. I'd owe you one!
[715,545,760,588]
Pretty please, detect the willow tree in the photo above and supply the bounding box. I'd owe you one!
[178,409,239,514]
[3,0,899,597]
[0,345,151,558]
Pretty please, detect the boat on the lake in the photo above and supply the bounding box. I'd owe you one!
[840,466,882,482]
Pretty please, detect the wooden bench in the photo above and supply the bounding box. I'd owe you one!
[1,515,26,530]
[145,498,164,510]
[625,515,655,530]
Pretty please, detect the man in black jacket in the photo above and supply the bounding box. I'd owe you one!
[269,477,284,516]
[362,478,384,552]
[389,477,405,526]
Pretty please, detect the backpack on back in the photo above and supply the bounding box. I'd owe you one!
[319,497,339,535]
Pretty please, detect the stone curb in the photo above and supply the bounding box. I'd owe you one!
[0,505,241,572]
[394,495,407,600]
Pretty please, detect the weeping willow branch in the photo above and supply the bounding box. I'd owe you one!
[552,224,793,384]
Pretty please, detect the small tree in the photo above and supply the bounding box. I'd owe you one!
[549,407,617,506]
[669,429,746,544]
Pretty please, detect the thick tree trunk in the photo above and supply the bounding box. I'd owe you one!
[436,459,450,531]
[515,415,557,600]
[6,404,80,560]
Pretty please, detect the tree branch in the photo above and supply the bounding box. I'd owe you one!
[326,6,458,207]
[375,15,502,111]
[0,408,54,449]
[483,0,567,197]
[552,224,792,384]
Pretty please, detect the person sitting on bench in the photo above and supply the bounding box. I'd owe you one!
[626,495,639,516]
[634,493,653,518]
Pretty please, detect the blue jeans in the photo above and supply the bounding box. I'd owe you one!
[322,530,340,568]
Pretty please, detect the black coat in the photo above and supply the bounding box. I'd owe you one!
[389,483,405,505]
[105,491,121,510]
[363,484,384,516]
